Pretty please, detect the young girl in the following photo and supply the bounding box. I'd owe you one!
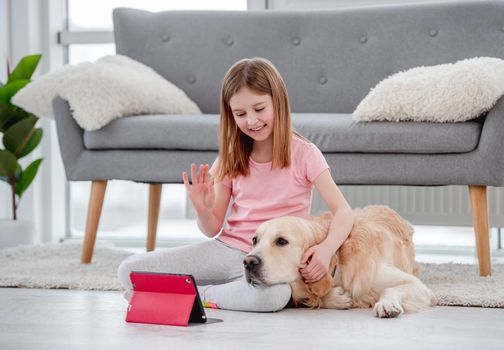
[117,57,354,312]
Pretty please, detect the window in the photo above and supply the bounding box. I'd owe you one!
[68,0,246,30]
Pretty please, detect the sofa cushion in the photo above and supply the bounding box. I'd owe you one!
[83,113,483,154]
[353,57,504,123]
[13,55,202,131]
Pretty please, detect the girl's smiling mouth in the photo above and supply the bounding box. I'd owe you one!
[249,124,266,131]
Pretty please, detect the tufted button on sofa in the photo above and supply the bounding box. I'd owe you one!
[53,1,504,275]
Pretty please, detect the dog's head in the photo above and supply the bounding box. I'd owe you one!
[243,214,332,287]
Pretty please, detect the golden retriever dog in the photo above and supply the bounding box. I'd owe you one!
[243,205,436,317]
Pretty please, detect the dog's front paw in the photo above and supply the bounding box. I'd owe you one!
[373,299,404,318]
[321,287,352,309]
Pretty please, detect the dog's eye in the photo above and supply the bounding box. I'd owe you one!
[252,237,257,245]
[276,237,289,246]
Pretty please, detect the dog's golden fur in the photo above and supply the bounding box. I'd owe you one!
[245,205,436,317]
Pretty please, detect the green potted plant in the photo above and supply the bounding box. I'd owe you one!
[0,54,43,248]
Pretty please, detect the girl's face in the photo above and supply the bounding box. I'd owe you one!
[229,86,275,144]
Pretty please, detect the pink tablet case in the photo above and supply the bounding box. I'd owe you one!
[125,271,207,327]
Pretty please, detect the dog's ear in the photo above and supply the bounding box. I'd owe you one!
[302,212,333,250]
[300,246,340,309]
[329,253,339,275]
[302,274,334,309]
[302,220,330,251]
[299,255,340,309]
[298,212,338,309]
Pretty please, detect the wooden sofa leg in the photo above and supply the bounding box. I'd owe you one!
[468,185,491,276]
[147,183,162,251]
[81,180,108,264]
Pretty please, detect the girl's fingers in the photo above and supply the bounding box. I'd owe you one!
[189,163,210,186]
[303,262,316,275]
[201,164,206,184]
[182,172,191,191]
[311,272,325,283]
[190,163,197,185]
[303,265,321,278]
[307,268,325,282]
[305,273,321,283]
[204,164,210,183]
[198,164,204,184]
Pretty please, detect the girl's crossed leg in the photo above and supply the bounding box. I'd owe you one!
[117,238,291,312]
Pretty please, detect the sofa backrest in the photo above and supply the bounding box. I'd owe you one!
[113,1,504,114]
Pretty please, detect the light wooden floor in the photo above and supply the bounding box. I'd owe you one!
[1,287,503,350]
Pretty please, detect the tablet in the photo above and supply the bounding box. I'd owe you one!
[126,271,207,326]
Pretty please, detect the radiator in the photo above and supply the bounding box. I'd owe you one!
[311,185,504,227]
[185,185,503,228]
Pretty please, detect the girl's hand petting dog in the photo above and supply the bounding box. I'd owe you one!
[299,243,334,283]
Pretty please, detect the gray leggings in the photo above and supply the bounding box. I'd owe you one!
[117,238,292,312]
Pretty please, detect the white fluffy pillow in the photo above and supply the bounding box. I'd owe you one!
[353,57,504,123]
[12,55,202,131]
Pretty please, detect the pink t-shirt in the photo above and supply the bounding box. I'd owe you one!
[208,135,330,253]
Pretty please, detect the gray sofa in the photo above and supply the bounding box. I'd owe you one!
[53,1,503,275]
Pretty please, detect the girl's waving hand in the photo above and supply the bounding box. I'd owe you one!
[182,163,215,215]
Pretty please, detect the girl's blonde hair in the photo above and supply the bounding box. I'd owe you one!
[214,57,307,181]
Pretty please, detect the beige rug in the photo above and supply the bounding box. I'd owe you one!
[0,242,502,308]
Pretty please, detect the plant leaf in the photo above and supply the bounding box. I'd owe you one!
[0,101,13,130]
[15,158,43,197]
[0,101,30,132]
[0,79,30,103]
[7,54,42,83]
[0,149,18,179]
[3,116,38,157]
[1,108,30,133]
[14,163,22,182]
[18,127,43,158]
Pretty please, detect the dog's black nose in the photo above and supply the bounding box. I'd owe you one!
[243,255,262,271]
